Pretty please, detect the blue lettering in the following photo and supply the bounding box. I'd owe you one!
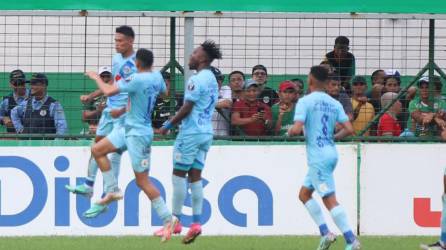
[218,175,273,227]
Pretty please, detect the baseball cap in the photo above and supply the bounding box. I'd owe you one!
[98,66,112,75]
[418,76,430,87]
[30,73,48,85]
[209,66,224,81]
[279,80,296,92]
[243,79,259,89]
[10,69,26,85]
[384,69,400,78]
[351,76,367,85]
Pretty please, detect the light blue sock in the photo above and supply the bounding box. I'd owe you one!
[108,152,122,183]
[441,194,446,244]
[102,170,118,194]
[190,180,203,223]
[85,156,98,187]
[172,175,187,221]
[304,199,330,236]
[152,196,172,224]
[330,205,355,244]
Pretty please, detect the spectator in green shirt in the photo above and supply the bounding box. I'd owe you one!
[407,77,446,138]
[272,80,299,135]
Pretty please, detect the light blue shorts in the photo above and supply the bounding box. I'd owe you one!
[125,134,153,173]
[96,110,114,137]
[303,159,337,198]
[173,133,213,172]
[106,125,126,151]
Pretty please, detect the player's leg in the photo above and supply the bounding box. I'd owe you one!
[300,171,336,250]
[182,134,212,244]
[127,135,177,243]
[66,110,112,196]
[420,172,446,250]
[313,163,359,250]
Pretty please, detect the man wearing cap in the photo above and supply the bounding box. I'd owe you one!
[210,66,232,136]
[351,76,375,136]
[10,73,67,137]
[81,66,112,134]
[377,92,402,136]
[0,69,30,133]
[407,77,446,138]
[231,79,272,136]
[272,80,299,136]
[325,36,356,93]
[251,64,279,107]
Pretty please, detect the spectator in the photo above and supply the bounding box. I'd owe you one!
[231,79,272,136]
[383,69,417,130]
[11,73,67,138]
[152,71,183,133]
[228,70,245,102]
[367,69,385,113]
[377,92,402,136]
[210,66,232,136]
[325,36,356,93]
[433,75,446,102]
[0,69,29,133]
[351,76,375,136]
[272,80,298,135]
[326,73,353,121]
[81,66,111,135]
[290,78,304,99]
[407,77,446,137]
[251,64,279,107]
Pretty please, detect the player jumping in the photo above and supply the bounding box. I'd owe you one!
[156,40,222,244]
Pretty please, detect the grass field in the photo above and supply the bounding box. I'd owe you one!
[0,236,437,250]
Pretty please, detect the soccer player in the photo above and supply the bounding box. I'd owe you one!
[85,48,177,242]
[420,175,446,250]
[65,25,137,198]
[288,65,360,250]
[157,40,222,244]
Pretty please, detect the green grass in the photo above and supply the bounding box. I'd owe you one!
[0,236,437,250]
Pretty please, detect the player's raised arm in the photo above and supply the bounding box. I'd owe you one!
[85,71,119,97]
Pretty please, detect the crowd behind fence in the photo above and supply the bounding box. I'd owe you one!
[0,12,445,141]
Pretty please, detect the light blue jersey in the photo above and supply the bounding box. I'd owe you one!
[179,68,218,136]
[107,52,137,110]
[118,71,166,136]
[294,91,349,167]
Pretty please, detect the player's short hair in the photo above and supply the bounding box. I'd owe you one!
[116,25,135,39]
[229,70,245,80]
[201,40,222,63]
[310,66,329,83]
[136,48,154,68]
[335,36,349,46]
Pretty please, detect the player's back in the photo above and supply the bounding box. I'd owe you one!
[108,53,137,110]
[180,68,218,135]
[125,71,166,136]
[295,91,347,166]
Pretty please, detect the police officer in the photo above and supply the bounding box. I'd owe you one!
[11,73,67,138]
[0,69,29,133]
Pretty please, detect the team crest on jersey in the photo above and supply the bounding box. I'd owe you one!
[263,96,270,104]
[187,83,195,91]
[39,110,47,116]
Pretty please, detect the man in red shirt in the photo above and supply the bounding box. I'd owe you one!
[377,92,402,136]
[231,79,272,136]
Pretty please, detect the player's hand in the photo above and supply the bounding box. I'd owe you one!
[80,95,92,104]
[85,71,100,81]
[158,127,169,135]
[2,117,13,128]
